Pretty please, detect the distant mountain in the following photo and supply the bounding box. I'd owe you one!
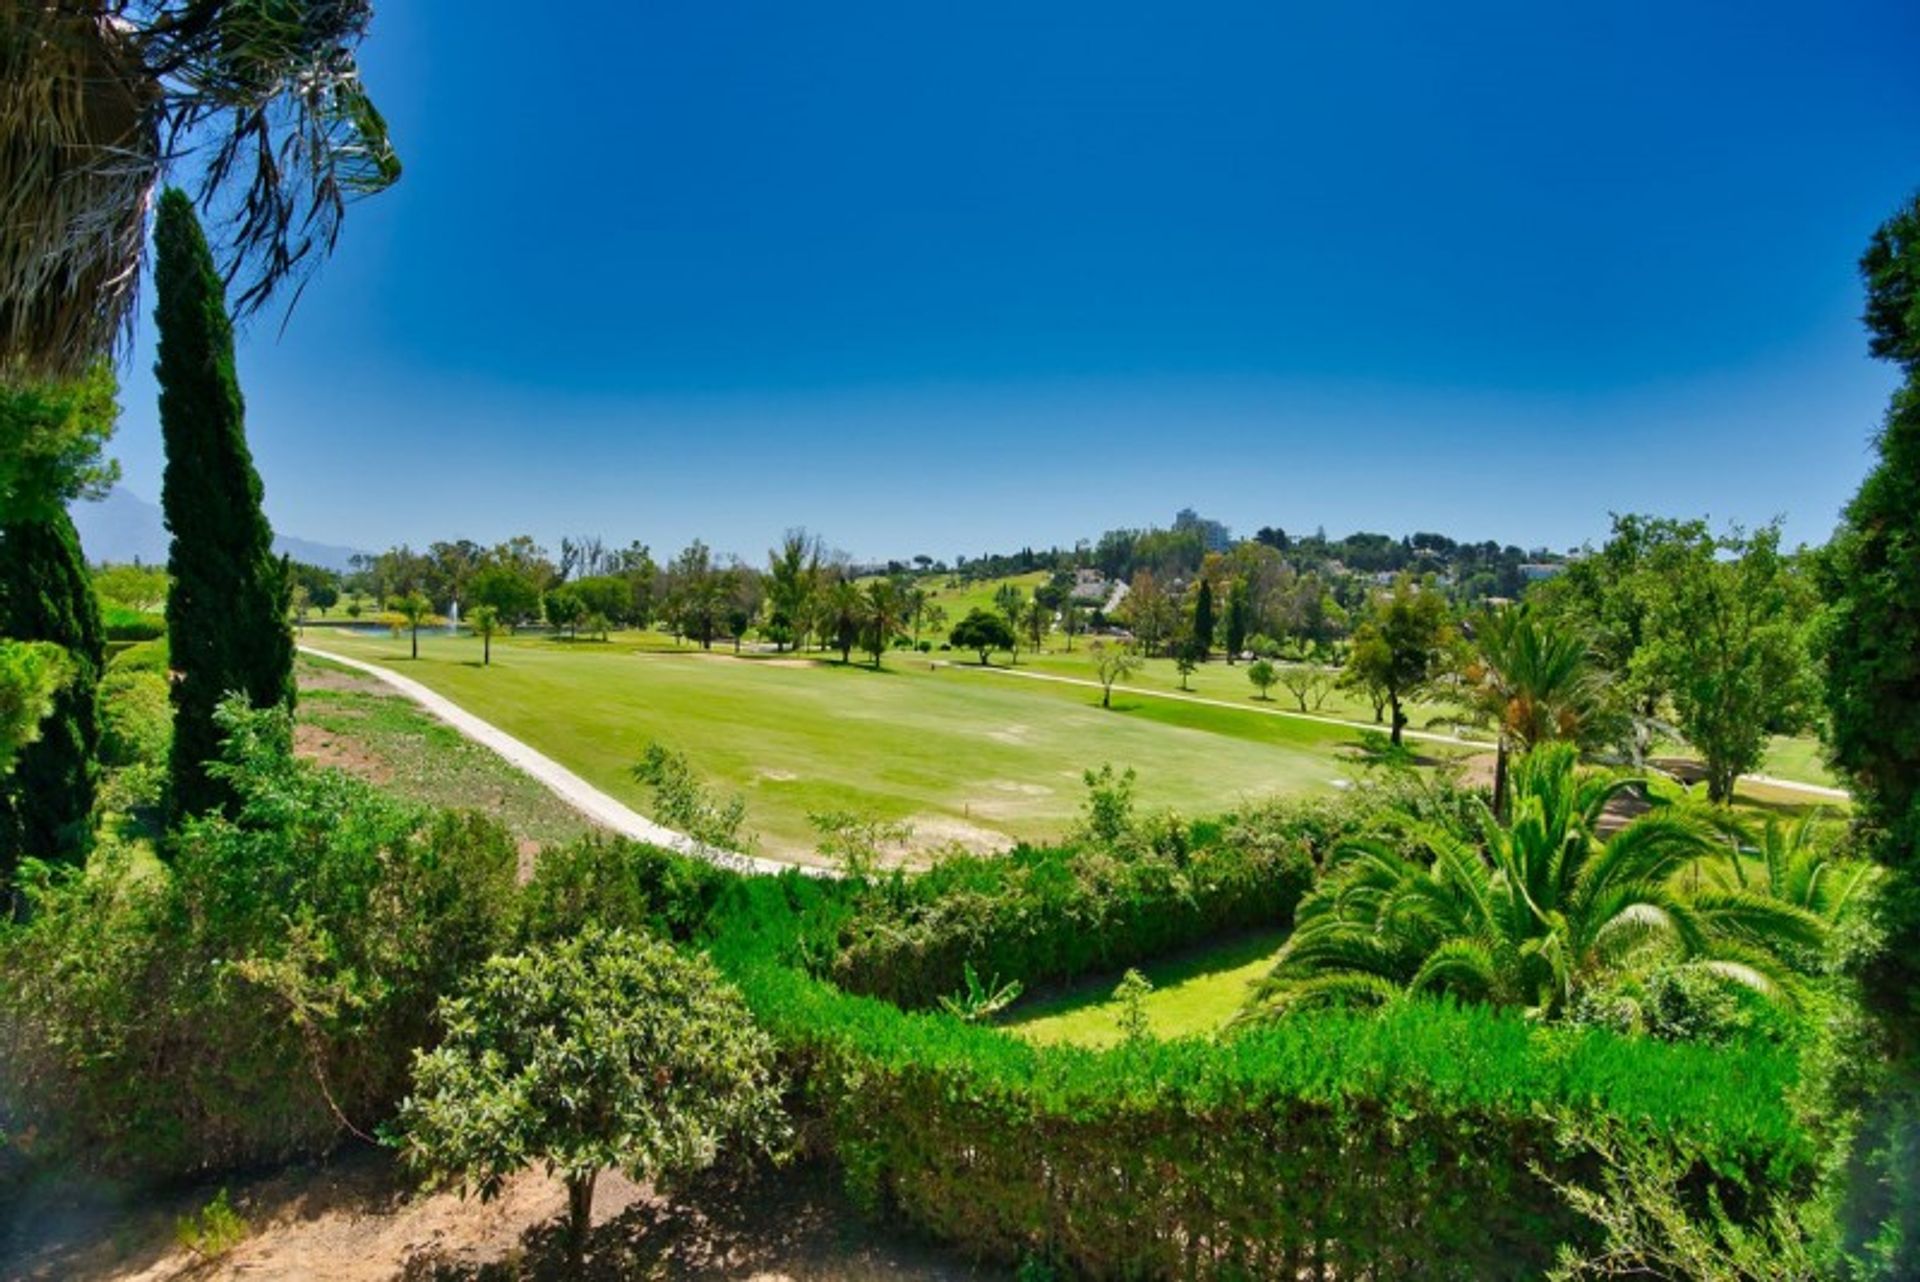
[69,487,368,574]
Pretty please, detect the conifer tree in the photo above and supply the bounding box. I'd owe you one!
[1822,190,1920,1275]
[0,512,103,876]
[1192,577,1215,661]
[153,189,293,819]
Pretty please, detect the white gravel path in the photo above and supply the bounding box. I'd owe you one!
[297,645,820,877]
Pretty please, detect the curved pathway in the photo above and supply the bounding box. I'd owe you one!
[944,661,1852,802]
[297,645,819,877]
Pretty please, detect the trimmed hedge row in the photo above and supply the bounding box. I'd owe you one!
[712,874,1814,1280]
[825,794,1397,1009]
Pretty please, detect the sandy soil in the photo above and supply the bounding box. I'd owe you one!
[1,1150,986,1281]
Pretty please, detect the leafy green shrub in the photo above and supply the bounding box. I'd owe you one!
[517,833,731,946]
[395,928,785,1275]
[0,701,518,1177]
[632,741,750,849]
[819,783,1439,1010]
[97,665,170,768]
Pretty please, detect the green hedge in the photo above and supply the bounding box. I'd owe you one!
[715,874,1813,1279]
[825,798,1378,1009]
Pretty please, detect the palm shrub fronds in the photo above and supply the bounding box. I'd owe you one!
[1,2,400,379]
[1246,742,1828,1023]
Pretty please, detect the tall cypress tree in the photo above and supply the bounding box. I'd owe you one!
[153,189,293,819]
[0,511,104,877]
[1192,577,1215,661]
[1822,191,1920,1275]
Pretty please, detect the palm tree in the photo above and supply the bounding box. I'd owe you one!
[3,3,401,379]
[1709,810,1877,923]
[1451,604,1612,820]
[862,579,901,668]
[825,579,864,664]
[1245,744,1826,1023]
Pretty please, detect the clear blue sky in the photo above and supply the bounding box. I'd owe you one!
[104,0,1920,562]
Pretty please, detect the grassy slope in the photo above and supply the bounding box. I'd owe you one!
[304,629,1367,859]
[295,655,594,850]
[1000,927,1291,1047]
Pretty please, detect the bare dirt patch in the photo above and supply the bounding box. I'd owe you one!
[294,721,394,785]
[3,1150,978,1281]
[907,813,1016,856]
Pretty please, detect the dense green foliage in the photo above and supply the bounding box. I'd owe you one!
[396,928,784,1273]
[1342,574,1454,746]
[950,606,1015,663]
[1637,523,1818,804]
[1821,189,1920,1277]
[0,511,104,877]
[711,873,1812,1279]
[825,810,1321,1010]
[0,363,119,522]
[0,640,70,777]
[0,702,516,1177]
[153,189,294,819]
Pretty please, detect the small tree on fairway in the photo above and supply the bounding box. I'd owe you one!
[394,591,434,659]
[154,190,293,819]
[396,929,784,1277]
[469,605,500,666]
[1248,658,1279,701]
[1277,663,1329,712]
[951,608,1015,665]
[1091,640,1142,709]
[1061,599,1086,650]
[1175,648,1197,691]
[1023,597,1049,655]
[544,587,585,641]
[1341,575,1455,747]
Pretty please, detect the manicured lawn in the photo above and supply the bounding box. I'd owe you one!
[302,630,1372,861]
[1000,927,1291,1047]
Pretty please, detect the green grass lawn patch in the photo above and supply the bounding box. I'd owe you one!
[299,631,1363,860]
[1001,925,1290,1047]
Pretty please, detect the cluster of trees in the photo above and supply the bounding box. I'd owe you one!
[1,190,300,891]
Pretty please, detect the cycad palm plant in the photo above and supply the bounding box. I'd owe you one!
[1247,743,1826,1023]
[1708,810,1876,923]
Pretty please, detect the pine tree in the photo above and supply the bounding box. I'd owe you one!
[0,512,104,877]
[152,189,293,819]
[1822,190,1920,1275]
